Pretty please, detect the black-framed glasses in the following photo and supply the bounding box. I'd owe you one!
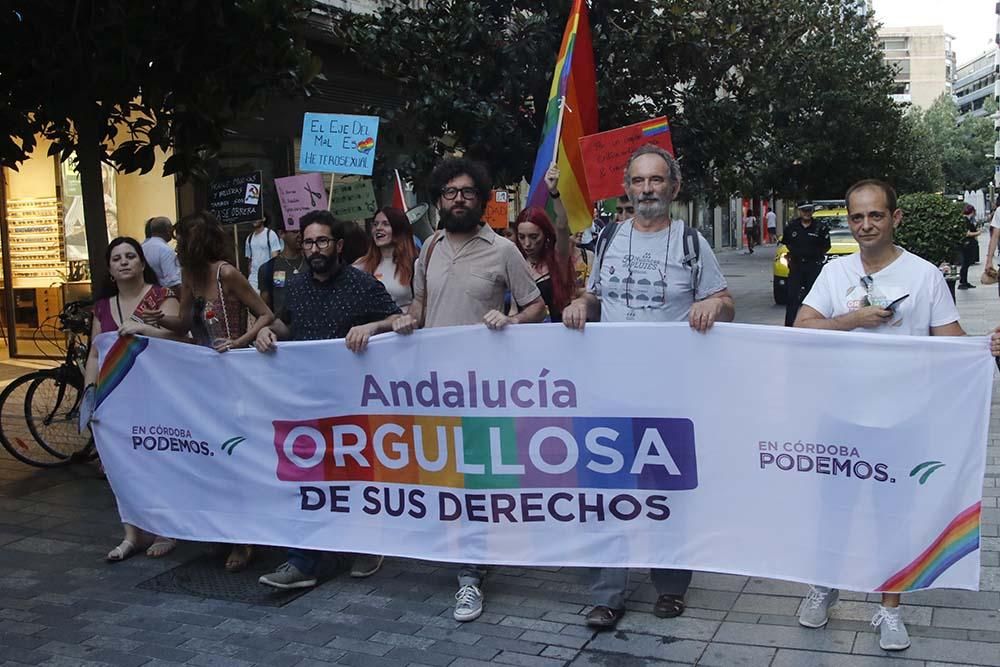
[441,187,478,201]
[302,237,333,250]
[860,274,874,306]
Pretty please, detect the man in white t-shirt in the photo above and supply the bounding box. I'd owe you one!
[766,209,777,243]
[244,219,283,292]
[744,212,758,253]
[794,179,1000,651]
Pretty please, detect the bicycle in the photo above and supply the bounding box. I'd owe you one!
[0,300,96,467]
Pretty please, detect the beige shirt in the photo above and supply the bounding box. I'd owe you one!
[414,223,541,328]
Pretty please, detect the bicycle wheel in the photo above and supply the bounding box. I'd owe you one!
[25,370,92,461]
[0,371,75,468]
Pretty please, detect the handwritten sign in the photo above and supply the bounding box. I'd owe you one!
[484,191,510,230]
[299,113,380,176]
[578,117,675,201]
[209,172,263,224]
[330,180,378,221]
[275,174,328,231]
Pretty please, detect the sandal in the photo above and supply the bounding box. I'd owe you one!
[107,539,145,563]
[653,594,686,619]
[145,537,177,558]
[224,545,253,572]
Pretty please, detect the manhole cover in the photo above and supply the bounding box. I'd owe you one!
[136,547,348,606]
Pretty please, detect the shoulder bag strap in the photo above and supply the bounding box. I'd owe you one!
[216,262,233,340]
[420,232,444,323]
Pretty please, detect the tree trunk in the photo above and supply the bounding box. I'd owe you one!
[74,108,109,297]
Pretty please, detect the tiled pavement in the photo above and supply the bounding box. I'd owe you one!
[0,245,999,667]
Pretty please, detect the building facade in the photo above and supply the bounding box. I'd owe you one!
[955,49,997,117]
[878,25,956,108]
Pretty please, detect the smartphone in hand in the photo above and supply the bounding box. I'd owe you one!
[886,294,909,313]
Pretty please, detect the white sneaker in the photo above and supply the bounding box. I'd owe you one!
[872,605,911,651]
[798,586,839,628]
[454,584,483,622]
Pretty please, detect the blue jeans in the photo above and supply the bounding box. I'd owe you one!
[287,548,320,576]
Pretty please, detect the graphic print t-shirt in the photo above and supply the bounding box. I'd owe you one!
[587,220,727,323]
[245,229,283,291]
[802,249,959,336]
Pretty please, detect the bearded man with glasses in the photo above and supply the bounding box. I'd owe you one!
[253,210,402,590]
[393,157,546,622]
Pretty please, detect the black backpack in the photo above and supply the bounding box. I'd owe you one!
[593,220,703,292]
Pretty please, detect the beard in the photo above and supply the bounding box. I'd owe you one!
[308,252,337,275]
[440,203,483,233]
[633,193,671,219]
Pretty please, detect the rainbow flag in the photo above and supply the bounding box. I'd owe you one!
[641,118,671,137]
[876,502,981,592]
[526,0,598,232]
[95,335,149,408]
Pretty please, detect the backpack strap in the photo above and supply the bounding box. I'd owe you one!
[681,223,702,294]
[593,221,623,279]
[419,231,444,323]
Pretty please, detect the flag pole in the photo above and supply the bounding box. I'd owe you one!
[551,96,568,165]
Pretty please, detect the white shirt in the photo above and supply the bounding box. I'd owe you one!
[587,219,727,323]
[802,249,959,336]
[355,255,413,311]
[766,211,777,229]
[744,216,757,229]
[990,208,1000,229]
[141,236,181,287]
[245,228,283,291]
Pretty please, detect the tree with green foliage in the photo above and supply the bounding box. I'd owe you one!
[1,1,317,292]
[895,193,967,266]
[330,0,902,203]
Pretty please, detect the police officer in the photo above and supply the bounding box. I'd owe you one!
[782,201,830,326]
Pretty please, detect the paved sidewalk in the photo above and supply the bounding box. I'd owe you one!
[0,247,998,666]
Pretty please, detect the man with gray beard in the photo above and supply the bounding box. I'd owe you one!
[562,144,734,628]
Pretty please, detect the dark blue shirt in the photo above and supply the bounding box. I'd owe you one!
[281,266,401,341]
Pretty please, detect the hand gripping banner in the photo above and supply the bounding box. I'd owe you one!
[92,323,994,592]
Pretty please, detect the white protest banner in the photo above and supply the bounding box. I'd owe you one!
[91,323,992,593]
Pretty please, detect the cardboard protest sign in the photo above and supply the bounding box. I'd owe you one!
[329,180,378,221]
[209,172,263,224]
[299,113,380,176]
[275,174,328,231]
[484,191,510,230]
[578,117,675,201]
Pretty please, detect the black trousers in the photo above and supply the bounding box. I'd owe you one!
[785,261,824,327]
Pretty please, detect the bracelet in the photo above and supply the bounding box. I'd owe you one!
[549,191,560,199]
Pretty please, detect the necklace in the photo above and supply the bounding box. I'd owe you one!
[276,254,305,274]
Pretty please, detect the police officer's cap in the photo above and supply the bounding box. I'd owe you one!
[796,201,816,211]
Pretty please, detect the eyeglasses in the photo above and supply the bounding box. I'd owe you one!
[302,237,334,250]
[860,275,874,306]
[441,187,479,201]
[624,224,670,313]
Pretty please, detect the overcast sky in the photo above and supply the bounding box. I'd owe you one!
[873,0,996,64]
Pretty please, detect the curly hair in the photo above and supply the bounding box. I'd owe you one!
[174,211,233,284]
[358,207,418,287]
[428,158,492,203]
[513,207,575,314]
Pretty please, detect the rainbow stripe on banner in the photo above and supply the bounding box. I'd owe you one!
[876,502,981,592]
[641,119,671,137]
[273,414,698,491]
[95,335,149,408]
[526,0,598,232]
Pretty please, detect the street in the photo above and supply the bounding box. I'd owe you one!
[0,242,998,667]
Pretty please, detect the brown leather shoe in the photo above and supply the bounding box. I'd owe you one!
[653,594,686,618]
[585,605,625,628]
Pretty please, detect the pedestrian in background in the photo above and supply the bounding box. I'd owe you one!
[781,201,830,326]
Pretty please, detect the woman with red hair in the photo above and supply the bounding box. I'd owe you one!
[513,165,576,322]
[355,207,419,312]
